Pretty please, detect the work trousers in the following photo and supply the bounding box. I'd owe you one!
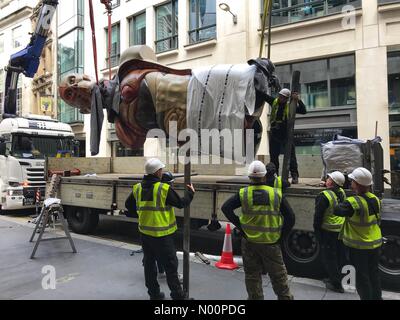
[348,247,382,300]
[141,233,185,300]
[241,238,293,300]
[320,230,346,288]
[269,134,299,178]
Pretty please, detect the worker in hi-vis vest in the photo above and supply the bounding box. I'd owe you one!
[126,158,195,300]
[221,161,294,300]
[333,167,383,300]
[314,171,347,293]
[263,88,307,184]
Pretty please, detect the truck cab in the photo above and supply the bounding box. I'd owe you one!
[0,114,75,211]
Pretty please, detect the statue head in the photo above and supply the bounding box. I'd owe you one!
[58,73,96,114]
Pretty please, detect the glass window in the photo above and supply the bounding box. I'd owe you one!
[113,141,144,157]
[330,55,356,107]
[0,69,4,108]
[12,26,23,48]
[294,127,357,155]
[106,23,120,68]
[57,0,84,35]
[111,0,120,8]
[129,13,146,46]
[266,0,362,26]
[189,0,216,44]
[293,59,329,110]
[275,55,356,111]
[0,34,4,53]
[155,0,178,53]
[388,52,400,114]
[58,29,84,123]
[58,29,84,77]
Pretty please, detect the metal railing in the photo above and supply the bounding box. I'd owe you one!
[268,0,362,26]
[155,35,178,53]
[188,24,216,44]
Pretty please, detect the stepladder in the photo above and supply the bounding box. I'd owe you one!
[29,174,77,259]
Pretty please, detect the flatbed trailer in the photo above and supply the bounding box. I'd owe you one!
[46,156,400,291]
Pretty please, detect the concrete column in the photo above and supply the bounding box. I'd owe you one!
[356,46,391,171]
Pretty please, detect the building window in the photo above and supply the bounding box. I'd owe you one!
[388,52,400,114]
[0,34,4,54]
[379,0,400,4]
[106,23,120,68]
[388,52,400,170]
[111,0,120,8]
[57,0,84,36]
[129,13,146,46]
[58,29,84,123]
[275,55,356,110]
[12,26,23,48]
[294,127,357,155]
[155,0,178,53]
[0,69,4,108]
[112,141,144,157]
[264,0,362,26]
[188,0,216,44]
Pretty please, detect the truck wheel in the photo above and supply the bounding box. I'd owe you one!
[281,229,325,278]
[65,206,99,234]
[379,223,400,292]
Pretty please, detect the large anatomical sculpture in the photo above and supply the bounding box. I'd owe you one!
[59,45,280,155]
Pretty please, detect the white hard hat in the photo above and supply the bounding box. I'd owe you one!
[145,158,165,175]
[348,167,373,187]
[279,88,291,98]
[248,161,267,178]
[327,171,345,187]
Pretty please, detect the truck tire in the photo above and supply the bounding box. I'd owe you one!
[281,229,325,278]
[65,206,99,234]
[379,222,400,292]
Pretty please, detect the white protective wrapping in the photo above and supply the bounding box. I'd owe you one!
[321,138,364,176]
[187,64,256,158]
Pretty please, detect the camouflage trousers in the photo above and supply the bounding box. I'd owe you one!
[241,238,293,300]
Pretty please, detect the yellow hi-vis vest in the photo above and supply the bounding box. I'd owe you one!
[340,192,383,250]
[133,182,177,237]
[270,98,289,127]
[239,185,283,244]
[274,176,283,191]
[320,188,346,232]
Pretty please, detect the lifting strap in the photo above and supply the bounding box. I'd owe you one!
[88,0,113,84]
[259,0,271,58]
[88,0,99,84]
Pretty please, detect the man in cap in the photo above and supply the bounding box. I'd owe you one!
[333,168,383,300]
[127,158,195,300]
[313,171,347,293]
[221,161,293,300]
[263,88,307,184]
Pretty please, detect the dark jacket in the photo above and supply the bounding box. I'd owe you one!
[265,175,291,191]
[221,182,295,240]
[264,93,307,138]
[313,187,346,234]
[125,175,194,217]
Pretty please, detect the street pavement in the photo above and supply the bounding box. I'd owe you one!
[0,216,399,300]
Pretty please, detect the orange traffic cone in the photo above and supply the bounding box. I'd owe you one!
[215,224,238,270]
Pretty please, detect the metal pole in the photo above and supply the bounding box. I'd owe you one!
[183,146,191,298]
